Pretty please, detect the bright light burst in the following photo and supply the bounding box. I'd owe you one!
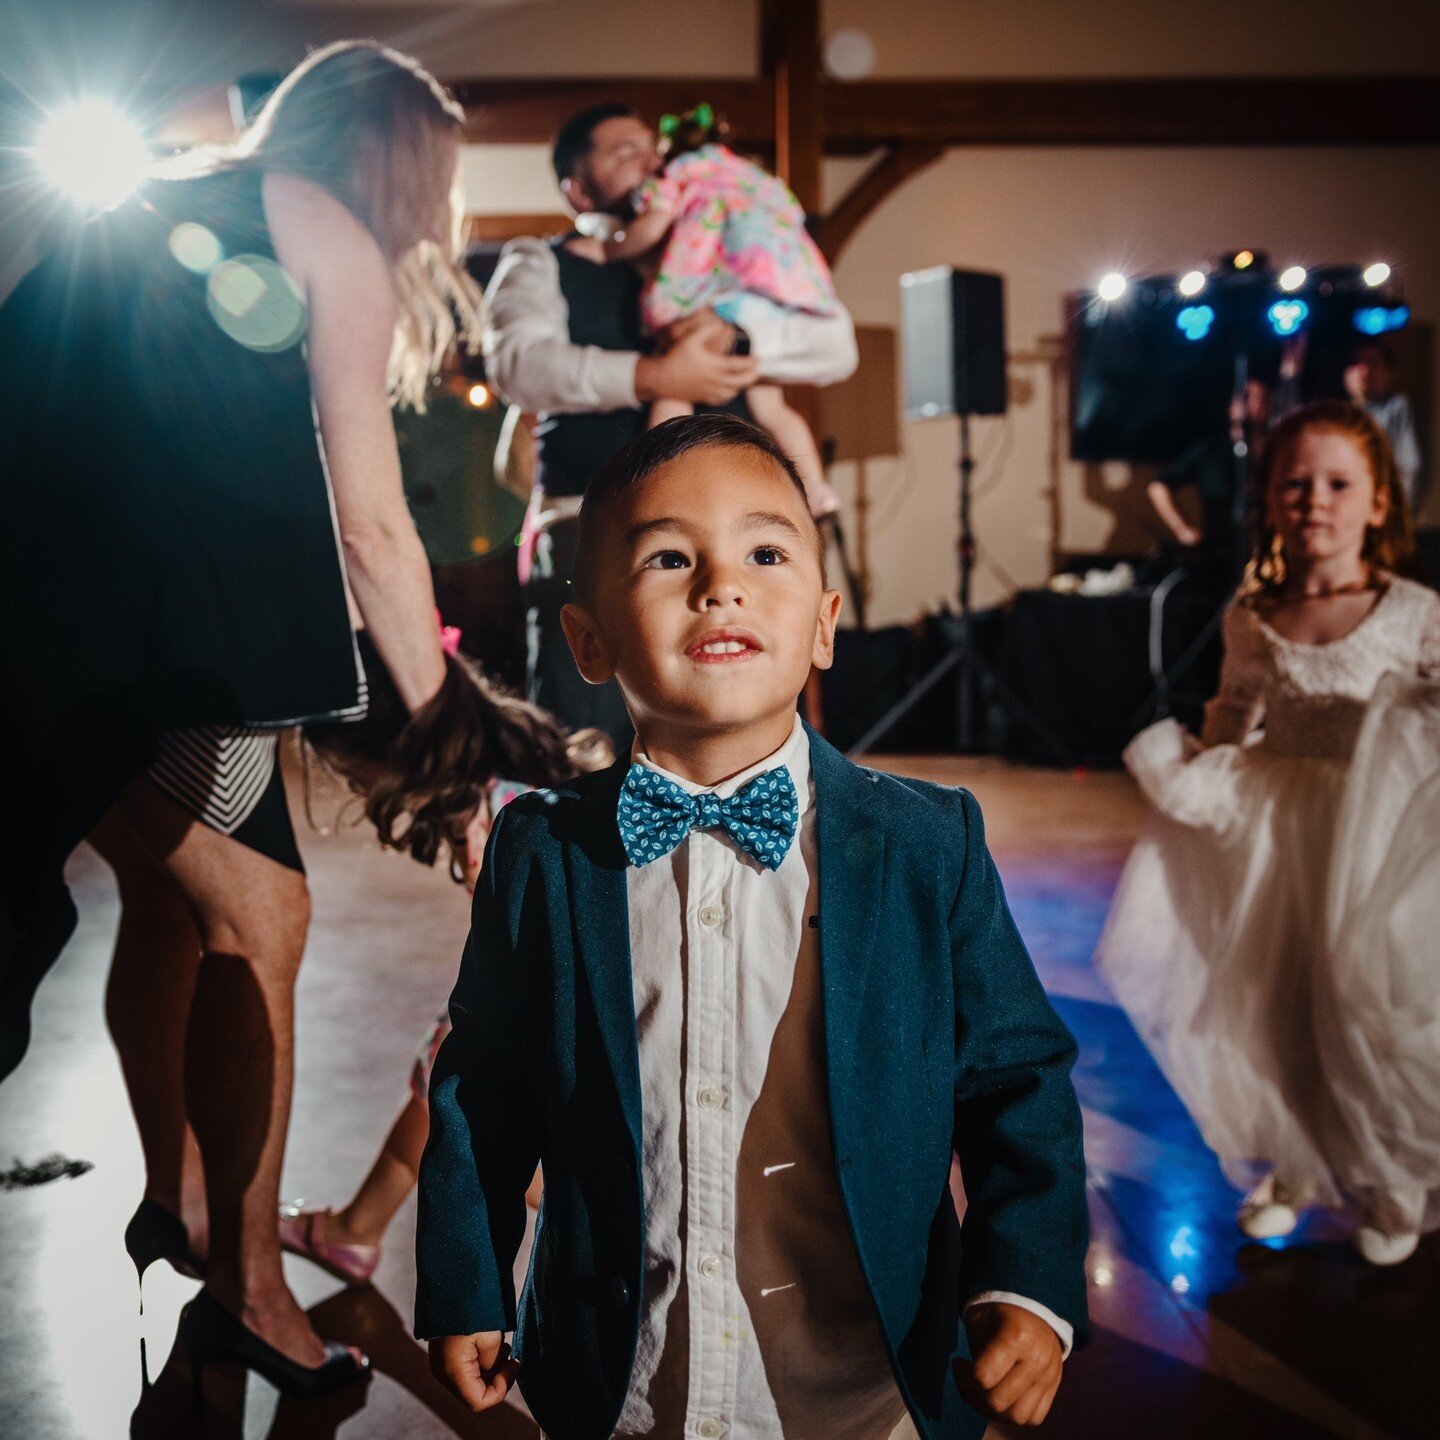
[34,99,148,209]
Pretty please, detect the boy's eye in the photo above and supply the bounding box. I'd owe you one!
[749,546,786,566]
[642,550,689,571]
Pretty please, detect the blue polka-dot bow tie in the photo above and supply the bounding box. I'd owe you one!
[617,764,798,871]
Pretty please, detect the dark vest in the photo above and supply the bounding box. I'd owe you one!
[532,236,753,498]
[533,238,647,498]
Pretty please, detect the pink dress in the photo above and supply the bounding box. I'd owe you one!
[635,143,838,333]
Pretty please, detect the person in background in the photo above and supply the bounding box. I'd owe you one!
[1099,401,1440,1268]
[1346,338,1424,515]
[601,103,843,520]
[483,103,857,749]
[1147,378,1271,564]
[0,40,519,1403]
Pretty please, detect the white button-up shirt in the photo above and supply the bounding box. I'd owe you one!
[616,718,1068,1440]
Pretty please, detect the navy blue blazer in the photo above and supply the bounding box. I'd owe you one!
[415,726,1088,1440]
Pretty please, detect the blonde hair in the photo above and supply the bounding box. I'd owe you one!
[178,40,481,408]
[1243,399,1419,598]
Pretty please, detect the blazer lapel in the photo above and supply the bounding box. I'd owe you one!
[561,759,644,1167]
[807,726,887,1100]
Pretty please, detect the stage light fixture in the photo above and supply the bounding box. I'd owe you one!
[34,98,148,209]
[1097,272,1127,302]
[1353,304,1410,336]
[1278,265,1307,292]
[1267,298,1309,336]
[1176,305,1215,341]
[1232,250,1256,271]
[1363,262,1391,287]
[1177,270,1206,297]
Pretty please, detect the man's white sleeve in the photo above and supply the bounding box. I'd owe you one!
[482,238,640,415]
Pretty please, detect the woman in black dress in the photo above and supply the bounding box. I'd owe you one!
[0,41,514,1397]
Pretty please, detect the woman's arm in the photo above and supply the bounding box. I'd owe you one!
[264,173,445,714]
[1145,480,1201,547]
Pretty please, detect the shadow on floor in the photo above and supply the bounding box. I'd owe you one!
[130,1287,538,1439]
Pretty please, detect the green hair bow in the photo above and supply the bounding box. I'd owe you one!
[659,102,715,138]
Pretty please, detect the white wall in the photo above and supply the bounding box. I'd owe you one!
[827,143,1440,625]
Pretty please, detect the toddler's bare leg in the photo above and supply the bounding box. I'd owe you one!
[744,384,840,518]
[649,397,694,428]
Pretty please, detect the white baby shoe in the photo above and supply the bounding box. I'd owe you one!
[1237,1176,1300,1240]
[1354,1224,1419,1266]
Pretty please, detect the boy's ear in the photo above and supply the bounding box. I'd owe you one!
[560,602,617,685]
[810,588,843,671]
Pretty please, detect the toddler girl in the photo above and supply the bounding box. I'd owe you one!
[280,680,612,1283]
[602,104,841,517]
[1096,400,1440,1265]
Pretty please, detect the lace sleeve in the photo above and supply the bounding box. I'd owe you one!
[1201,603,1267,746]
[1419,590,1440,682]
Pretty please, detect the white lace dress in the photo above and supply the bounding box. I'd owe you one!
[1095,575,1440,1226]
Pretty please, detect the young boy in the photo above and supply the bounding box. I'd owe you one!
[415,414,1089,1439]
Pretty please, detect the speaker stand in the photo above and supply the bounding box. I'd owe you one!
[846,414,1073,763]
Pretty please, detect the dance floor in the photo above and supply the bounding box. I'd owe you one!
[1,751,1434,1439]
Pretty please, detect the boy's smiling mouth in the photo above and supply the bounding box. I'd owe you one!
[685,627,763,663]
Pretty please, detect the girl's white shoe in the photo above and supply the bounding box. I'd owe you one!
[1354,1225,1419,1266]
[1237,1176,1301,1240]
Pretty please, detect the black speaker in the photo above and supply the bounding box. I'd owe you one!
[900,266,1007,419]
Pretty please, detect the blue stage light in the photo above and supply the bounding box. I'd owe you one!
[1176,305,1214,341]
[1267,299,1309,337]
[1353,304,1410,336]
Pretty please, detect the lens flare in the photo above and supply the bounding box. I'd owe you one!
[1278,265,1307,292]
[35,99,148,209]
[1178,270,1206,297]
[1363,262,1391,287]
[1097,272,1127,302]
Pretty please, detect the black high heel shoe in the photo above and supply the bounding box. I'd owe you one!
[180,1288,370,1413]
[124,1199,207,1309]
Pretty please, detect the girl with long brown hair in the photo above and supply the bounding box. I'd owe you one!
[1095,400,1440,1268]
[0,39,552,1402]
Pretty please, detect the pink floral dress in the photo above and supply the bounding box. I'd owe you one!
[636,143,838,332]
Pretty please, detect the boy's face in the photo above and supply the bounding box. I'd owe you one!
[561,446,841,743]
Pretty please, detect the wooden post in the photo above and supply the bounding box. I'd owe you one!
[760,0,828,733]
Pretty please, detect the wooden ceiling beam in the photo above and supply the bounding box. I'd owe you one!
[820,143,947,263]
[449,75,1440,150]
[822,76,1440,149]
[451,77,773,148]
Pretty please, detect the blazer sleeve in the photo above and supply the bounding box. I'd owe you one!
[947,790,1090,1345]
[414,807,544,1339]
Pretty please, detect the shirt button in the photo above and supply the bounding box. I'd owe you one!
[697,1086,723,1110]
[698,904,723,928]
[699,1254,722,1280]
[697,1422,726,1439]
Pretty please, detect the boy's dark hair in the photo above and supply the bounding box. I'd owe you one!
[572,413,824,602]
[552,103,636,185]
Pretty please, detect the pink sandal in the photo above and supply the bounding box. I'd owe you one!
[277,1202,380,1286]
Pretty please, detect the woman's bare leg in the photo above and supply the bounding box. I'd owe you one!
[745,383,841,518]
[114,777,329,1368]
[90,811,208,1253]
